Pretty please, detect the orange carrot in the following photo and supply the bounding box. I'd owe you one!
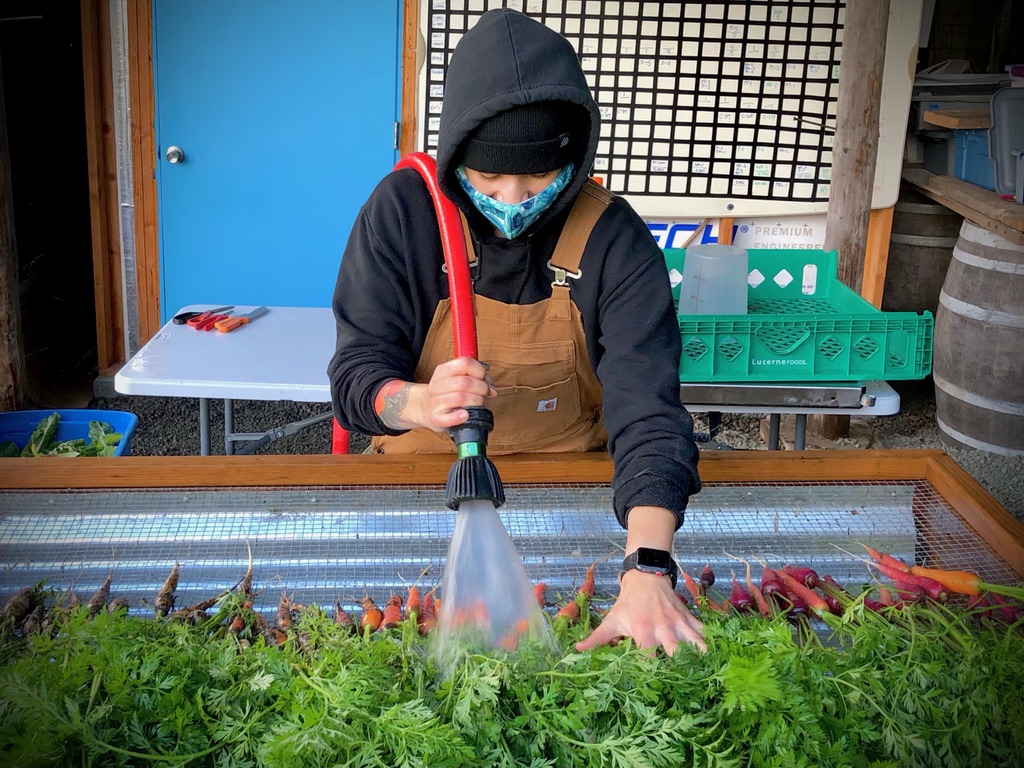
[681,570,701,603]
[418,591,437,635]
[860,543,911,573]
[870,561,949,603]
[580,562,597,598]
[534,582,548,607]
[744,559,772,617]
[451,601,489,629]
[878,587,894,607]
[360,596,383,632]
[908,565,1024,601]
[553,598,581,626]
[774,567,830,617]
[381,594,404,628]
[406,586,421,617]
[228,599,253,635]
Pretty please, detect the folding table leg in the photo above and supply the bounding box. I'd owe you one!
[224,399,235,456]
[199,398,211,456]
[767,414,781,450]
[794,414,807,450]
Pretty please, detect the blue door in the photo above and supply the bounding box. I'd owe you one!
[152,1,401,321]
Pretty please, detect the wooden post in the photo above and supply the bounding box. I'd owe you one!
[127,0,161,344]
[0,54,27,412]
[82,0,125,370]
[825,0,890,291]
[811,0,891,441]
[400,0,420,157]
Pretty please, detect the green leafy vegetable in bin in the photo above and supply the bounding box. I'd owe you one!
[19,412,60,457]
[5,412,124,458]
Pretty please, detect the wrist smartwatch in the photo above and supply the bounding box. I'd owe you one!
[620,547,678,588]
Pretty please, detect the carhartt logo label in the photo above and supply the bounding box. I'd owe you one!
[537,398,558,413]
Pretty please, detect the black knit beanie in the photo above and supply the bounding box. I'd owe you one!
[460,102,577,175]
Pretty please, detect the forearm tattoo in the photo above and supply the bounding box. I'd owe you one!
[374,380,412,430]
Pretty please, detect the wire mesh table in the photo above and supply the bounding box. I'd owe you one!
[2,450,1021,617]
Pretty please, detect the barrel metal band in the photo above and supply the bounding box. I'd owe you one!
[952,246,1024,275]
[938,292,1024,328]
[936,417,1024,457]
[933,372,1024,416]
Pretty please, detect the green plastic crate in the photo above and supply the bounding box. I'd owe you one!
[664,248,934,383]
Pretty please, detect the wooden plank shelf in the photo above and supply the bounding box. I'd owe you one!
[922,109,991,130]
[902,167,1024,245]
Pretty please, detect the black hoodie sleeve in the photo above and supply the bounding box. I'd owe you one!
[327,171,442,436]
[588,200,701,529]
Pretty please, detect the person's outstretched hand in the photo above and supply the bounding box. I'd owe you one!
[575,569,706,655]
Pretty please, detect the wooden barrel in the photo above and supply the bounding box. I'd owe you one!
[881,190,961,314]
[933,220,1024,456]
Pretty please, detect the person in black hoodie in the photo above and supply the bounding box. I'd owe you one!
[328,8,703,654]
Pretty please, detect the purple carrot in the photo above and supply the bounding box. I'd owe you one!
[727,577,754,614]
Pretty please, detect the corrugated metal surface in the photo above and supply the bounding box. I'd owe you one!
[0,481,1015,616]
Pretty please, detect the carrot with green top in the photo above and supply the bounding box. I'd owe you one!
[153,562,180,618]
[417,591,437,635]
[406,586,421,617]
[579,562,597,599]
[360,596,383,633]
[681,570,701,603]
[381,595,404,629]
[87,572,114,618]
[334,601,355,632]
[745,560,772,617]
[553,597,581,626]
[867,560,949,603]
[772,565,831,617]
[860,543,911,573]
[534,582,548,607]
[907,565,1024,601]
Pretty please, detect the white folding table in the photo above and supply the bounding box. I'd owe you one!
[115,305,337,455]
[116,305,900,455]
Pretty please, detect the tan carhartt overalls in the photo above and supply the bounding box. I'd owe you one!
[371,181,613,455]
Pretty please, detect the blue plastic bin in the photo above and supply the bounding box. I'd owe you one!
[954,129,997,190]
[0,409,139,456]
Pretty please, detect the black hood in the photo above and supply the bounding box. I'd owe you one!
[436,8,601,232]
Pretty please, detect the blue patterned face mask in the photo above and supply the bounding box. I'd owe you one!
[455,164,575,240]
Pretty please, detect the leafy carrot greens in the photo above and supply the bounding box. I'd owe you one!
[1,588,1022,767]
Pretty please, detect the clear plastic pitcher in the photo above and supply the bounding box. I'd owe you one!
[677,244,749,316]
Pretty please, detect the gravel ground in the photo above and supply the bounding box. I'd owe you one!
[90,378,1024,525]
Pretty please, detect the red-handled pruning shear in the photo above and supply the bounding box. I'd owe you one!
[173,306,233,326]
[189,308,234,331]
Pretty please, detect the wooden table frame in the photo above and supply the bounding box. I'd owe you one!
[3,450,1022,578]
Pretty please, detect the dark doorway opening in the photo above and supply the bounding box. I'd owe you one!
[1,1,96,407]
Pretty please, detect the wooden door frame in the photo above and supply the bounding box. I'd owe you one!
[80,0,160,366]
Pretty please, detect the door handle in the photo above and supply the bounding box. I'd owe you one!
[165,146,185,164]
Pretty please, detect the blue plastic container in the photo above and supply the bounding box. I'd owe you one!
[954,129,997,190]
[0,409,139,456]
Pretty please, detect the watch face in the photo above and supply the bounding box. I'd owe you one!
[636,547,674,572]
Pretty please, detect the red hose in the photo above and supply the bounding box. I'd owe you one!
[394,153,477,359]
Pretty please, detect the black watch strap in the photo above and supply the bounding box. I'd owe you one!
[620,547,678,588]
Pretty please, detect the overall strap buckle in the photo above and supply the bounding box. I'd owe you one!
[547,259,582,288]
